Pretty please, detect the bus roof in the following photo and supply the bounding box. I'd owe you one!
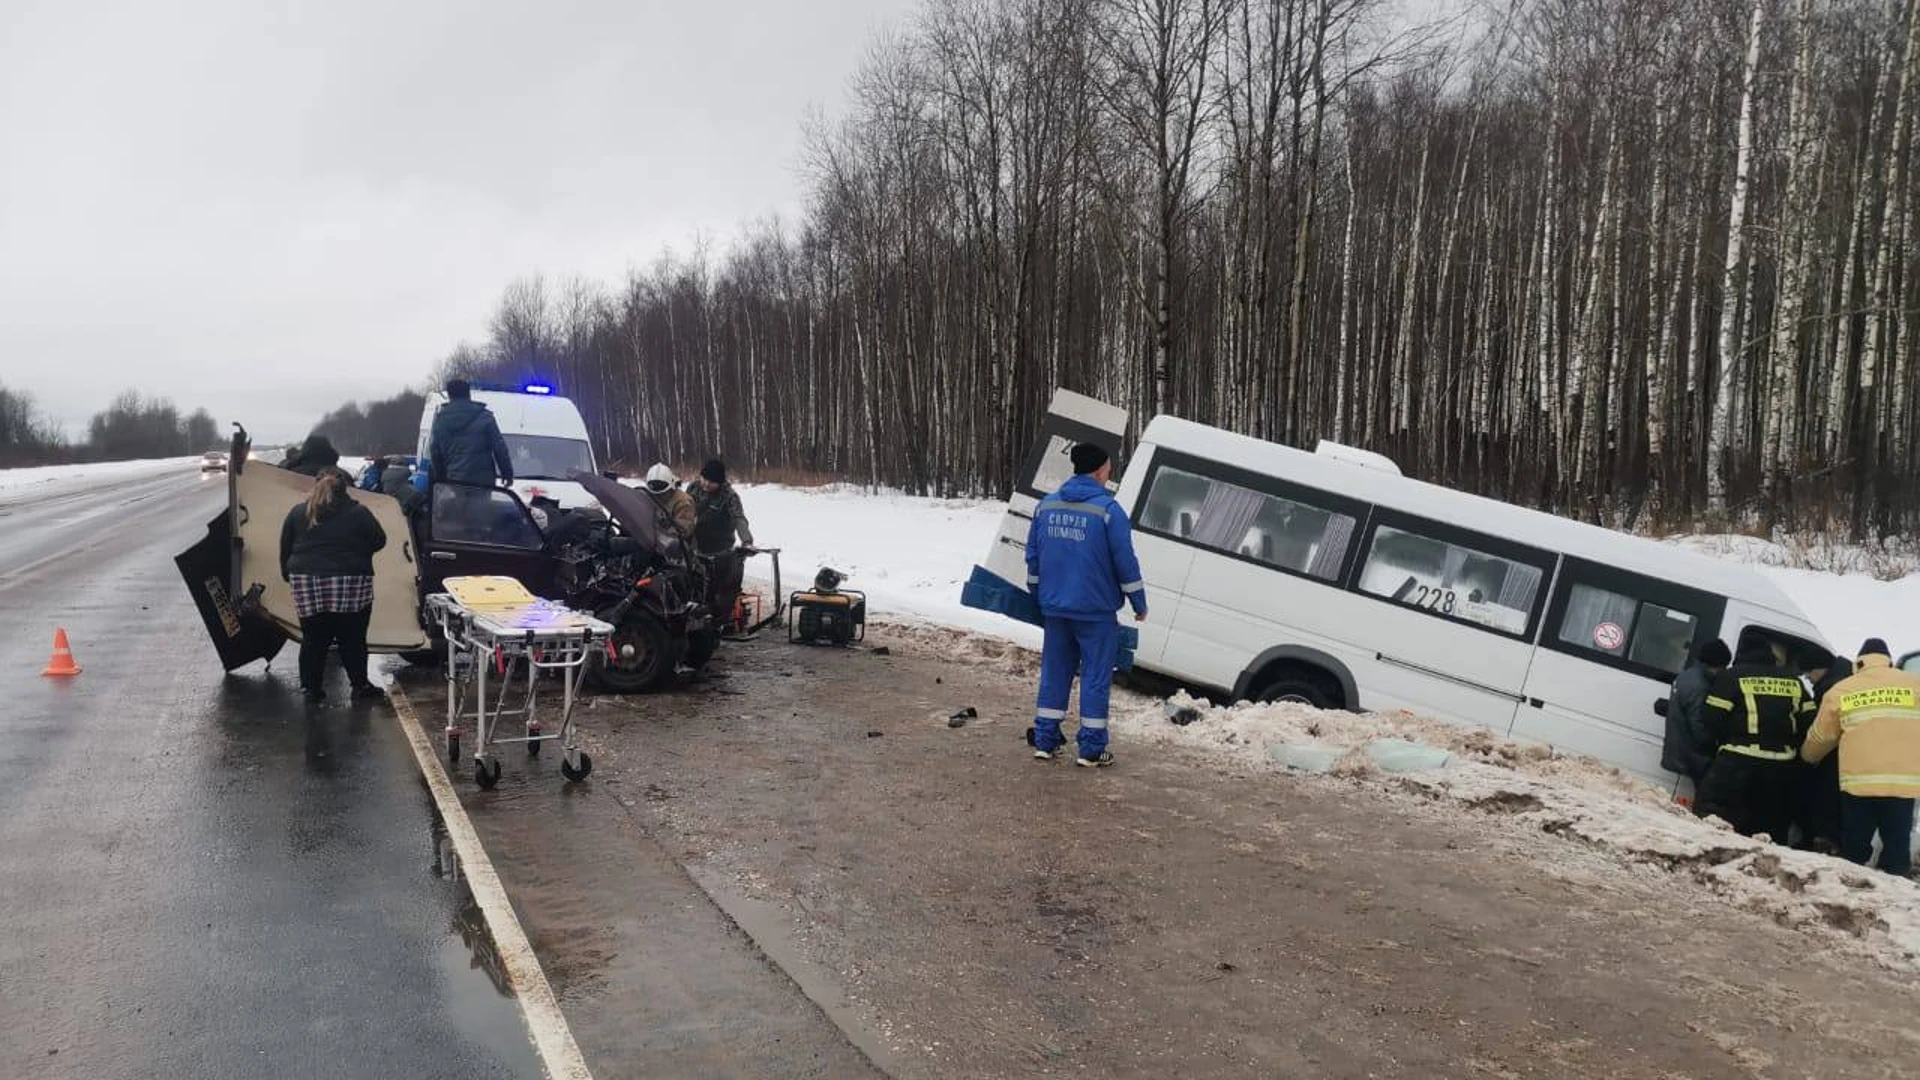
[1137,415,1811,624]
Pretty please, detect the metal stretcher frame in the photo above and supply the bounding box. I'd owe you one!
[425,589,613,789]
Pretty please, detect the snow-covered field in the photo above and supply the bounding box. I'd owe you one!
[734,481,1920,970]
[734,484,1041,647]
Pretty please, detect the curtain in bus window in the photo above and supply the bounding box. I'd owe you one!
[1494,562,1544,614]
[1305,514,1354,580]
[1189,480,1266,553]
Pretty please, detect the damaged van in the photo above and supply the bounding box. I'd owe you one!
[178,428,718,692]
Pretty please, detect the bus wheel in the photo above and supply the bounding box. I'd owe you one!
[1252,667,1340,710]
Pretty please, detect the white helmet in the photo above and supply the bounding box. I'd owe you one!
[643,463,676,493]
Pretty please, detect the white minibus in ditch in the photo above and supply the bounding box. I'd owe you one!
[963,391,1832,789]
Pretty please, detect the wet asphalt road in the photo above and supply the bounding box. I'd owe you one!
[0,469,542,1080]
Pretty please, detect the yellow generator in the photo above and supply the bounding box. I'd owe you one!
[789,567,866,647]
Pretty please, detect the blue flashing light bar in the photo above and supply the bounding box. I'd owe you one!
[523,383,553,395]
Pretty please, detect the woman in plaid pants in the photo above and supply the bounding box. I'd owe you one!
[280,467,387,703]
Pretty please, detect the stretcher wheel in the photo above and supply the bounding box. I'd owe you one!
[474,759,502,790]
[447,734,460,765]
[561,752,593,783]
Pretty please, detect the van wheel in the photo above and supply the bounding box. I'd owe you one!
[1252,668,1341,710]
[588,610,675,693]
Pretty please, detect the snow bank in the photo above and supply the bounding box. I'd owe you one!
[1674,532,1920,580]
[731,484,1041,647]
[0,456,202,504]
[1100,690,1920,970]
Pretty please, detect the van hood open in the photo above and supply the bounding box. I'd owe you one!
[568,470,665,554]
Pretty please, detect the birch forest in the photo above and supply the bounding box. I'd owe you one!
[428,0,1920,536]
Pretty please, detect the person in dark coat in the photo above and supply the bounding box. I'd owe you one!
[690,459,755,629]
[283,433,339,477]
[428,379,512,488]
[280,467,387,703]
[1664,638,1731,790]
[1796,650,1853,852]
[379,456,424,516]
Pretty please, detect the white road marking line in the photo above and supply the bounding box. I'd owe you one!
[388,684,595,1080]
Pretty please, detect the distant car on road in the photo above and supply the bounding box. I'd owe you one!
[199,450,229,473]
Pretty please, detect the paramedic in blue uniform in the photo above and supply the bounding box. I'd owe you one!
[1025,443,1148,768]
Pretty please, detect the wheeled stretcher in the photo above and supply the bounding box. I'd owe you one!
[424,576,613,789]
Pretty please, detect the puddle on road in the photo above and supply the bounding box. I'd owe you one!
[425,796,545,1077]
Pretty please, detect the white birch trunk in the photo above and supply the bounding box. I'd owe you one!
[1764,0,1824,501]
[1707,0,1768,514]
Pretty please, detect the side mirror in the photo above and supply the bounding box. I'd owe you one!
[1653,697,1669,718]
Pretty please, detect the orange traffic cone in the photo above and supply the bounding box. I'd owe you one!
[41,629,81,677]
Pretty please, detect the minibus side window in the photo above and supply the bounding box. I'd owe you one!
[1556,583,1698,675]
[1356,525,1544,634]
[1139,465,1356,582]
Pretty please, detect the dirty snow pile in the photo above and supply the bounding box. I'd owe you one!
[1107,690,1920,971]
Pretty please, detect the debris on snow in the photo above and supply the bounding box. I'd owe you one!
[1364,738,1453,773]
[1268,743,1345,774]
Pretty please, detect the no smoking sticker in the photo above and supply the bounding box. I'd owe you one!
[1593,622,1625,650]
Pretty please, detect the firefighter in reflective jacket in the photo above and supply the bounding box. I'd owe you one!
[1024,442,1147,768]
[1695,638,1815,841]
[1800,638,1920,876]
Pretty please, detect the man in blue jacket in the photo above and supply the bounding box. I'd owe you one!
[428,379,513,489]
[1025,443,1148,768]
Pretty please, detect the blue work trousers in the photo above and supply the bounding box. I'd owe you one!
[1842,794,1915,877]
[1032,615,1120,759]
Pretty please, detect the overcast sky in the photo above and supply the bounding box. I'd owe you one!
[0,0,916,443]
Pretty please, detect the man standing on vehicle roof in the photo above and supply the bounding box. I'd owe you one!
[428,379,513,489]
[1801,638,1920,877]
[1696,636,1815,841]
[1024,443,1147,768]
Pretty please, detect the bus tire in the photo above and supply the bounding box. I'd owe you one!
[1250,665,1343,710]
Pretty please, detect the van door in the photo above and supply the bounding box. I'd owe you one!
[233,460,428,652]
[960,388,1134,634]
[1516,558,1725,785]
[418,482,557,599]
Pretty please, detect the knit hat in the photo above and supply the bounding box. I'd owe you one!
[1698,639,1732,668]
[644,463,676,494]
[700,459,727,484]
[1069,443,1110,475]
[1858,637,1891,659]
[298,434,339,470]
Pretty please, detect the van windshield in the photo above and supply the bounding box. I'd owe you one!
[504,435,595,480]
